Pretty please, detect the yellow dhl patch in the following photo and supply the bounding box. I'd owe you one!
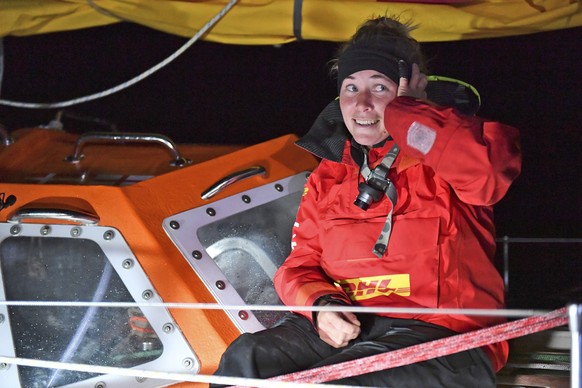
[336,274,410,301]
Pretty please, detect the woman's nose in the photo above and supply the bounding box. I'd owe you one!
[356,91,373,110]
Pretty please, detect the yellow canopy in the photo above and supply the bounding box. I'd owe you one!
[1,0,581,44]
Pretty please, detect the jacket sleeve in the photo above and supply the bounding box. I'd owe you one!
[385,97,522,206]
[273,163,351,320]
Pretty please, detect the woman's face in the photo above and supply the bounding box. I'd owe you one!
[339,70,398,147]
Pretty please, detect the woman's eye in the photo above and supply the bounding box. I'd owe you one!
[346,84,358,92]
[374,84,387,92]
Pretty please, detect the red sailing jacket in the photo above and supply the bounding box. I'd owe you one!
[273,97,522,371]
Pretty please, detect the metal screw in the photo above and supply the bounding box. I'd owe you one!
[0,362,10,371]
[169,220,180,230]
[135,376,147,383]
[103,230,115,240]
[122,259,134,269]
[275,183,284,192]
[215,280,226,290]
[162,323,175,334]
[9,225,21,235]
[241,195,251,203]
[192,250,202,260]
[182,357,195,370]
[70,227,82,237]
[94,382,106,388]
[238,311,249,320]
[142,290,154,300]
[206,207,216,216]
[40,225,51,235]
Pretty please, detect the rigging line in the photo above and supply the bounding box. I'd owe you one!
[0,356,363,388]
[0,0,239,109]
[0,300,549,318]
[87,0,131,22]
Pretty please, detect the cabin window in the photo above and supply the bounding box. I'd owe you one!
[164,172,308,332]
[197,193,300,328]
[0,226,198,387]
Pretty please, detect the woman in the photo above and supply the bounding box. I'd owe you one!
[212,15,521,387]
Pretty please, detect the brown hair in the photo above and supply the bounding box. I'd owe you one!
[329,15,427,79]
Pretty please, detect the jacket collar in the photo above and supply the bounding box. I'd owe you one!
[295,99,391,167]
[296,98,420,171]
[295,99,349,163]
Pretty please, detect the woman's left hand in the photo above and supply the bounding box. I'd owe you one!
[398,63,428,100]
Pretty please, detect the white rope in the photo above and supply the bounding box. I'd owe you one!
[0,0,239,109]
[0,356,363,388]
[0,300,548,318]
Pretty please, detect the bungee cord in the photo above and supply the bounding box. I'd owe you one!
[0,0,239,109]
[267,307,569,385]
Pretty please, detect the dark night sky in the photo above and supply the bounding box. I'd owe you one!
[1,23,581,307]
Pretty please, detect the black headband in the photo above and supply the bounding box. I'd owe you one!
[337,44,402,91]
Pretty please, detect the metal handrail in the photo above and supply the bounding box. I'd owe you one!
[201,165,266,200]
[496,236,582,294]
[8,208,100,225]
[64,132,191,167]
[497,237,582,244]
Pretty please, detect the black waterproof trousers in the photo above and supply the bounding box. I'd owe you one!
[211,313,496,388]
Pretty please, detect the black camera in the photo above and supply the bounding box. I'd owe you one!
[354,164,391,211]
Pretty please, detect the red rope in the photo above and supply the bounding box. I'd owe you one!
[267,307,568,384]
